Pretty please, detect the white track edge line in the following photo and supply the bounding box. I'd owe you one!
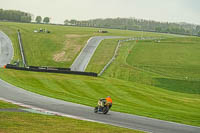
[0,97,149,133]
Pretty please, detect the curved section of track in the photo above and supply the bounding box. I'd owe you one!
[70,36,123,71]
[0,32,199,133]
[0,31,13,67]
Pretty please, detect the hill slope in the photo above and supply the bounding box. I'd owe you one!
[0,22,200,126]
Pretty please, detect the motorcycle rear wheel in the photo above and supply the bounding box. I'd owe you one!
[94,106,98,113]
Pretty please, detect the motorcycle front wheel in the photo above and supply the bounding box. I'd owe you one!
[103,106,109,114]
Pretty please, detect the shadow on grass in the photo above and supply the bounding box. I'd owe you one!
[154,78,200,94]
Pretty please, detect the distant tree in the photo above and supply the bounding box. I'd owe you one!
[63,17,197,35]
[155,27,162,32]
[196,26,200,32]
[0,9,4,20]
[64,19,69,25]
[0,9,32,23]
[43,17,50,24]
[35,16,42,23]
[198,31,200,37]
[20,16,29,22]
[70,19,77,25]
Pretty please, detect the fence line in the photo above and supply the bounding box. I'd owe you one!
[98,37,163,76]
[98,40,121,76]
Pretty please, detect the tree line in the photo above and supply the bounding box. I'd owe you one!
[64,18,200,36]
[0,9,50,24]
[35,16,50,24]
[1,8,199,36]
[0,9,32,23]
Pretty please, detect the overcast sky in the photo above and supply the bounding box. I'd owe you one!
[1,0,200,24]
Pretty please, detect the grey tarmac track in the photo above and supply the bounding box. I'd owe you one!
[0,31,13,67]
[70,36,124,71]
[0,32,200,133]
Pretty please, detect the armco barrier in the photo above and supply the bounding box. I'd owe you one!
[29,66,71,71]
[17,30,27,67]
[5,64,97,77]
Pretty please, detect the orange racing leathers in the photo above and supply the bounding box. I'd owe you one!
[106,97,112,109]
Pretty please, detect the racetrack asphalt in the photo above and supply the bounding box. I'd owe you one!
[0,32,200,133]
[0,31,13,67]
[70,36,123,71]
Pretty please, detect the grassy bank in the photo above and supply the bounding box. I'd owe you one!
[86,39,119,73]
[0,69,200,126]
[0,22,165,68]
[0,112,142,133]
[0,101,141,133]
[127,37,200,80]
[101,37,200,93]
[0,100,20,109]
[0,22,200,127]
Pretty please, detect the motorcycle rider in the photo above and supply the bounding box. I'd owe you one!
[98,96,112,109]
[106,96,112,109]
[95,96,113,113]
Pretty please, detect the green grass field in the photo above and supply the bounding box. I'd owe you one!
[0,101,141,133]
[0,22,200,127]
[0,112,142,133]
[86,39,120,73]
[100,38,200,93]
[127,38,200,80]
[0,22,165,67]
[0,100,20,109]
[0,69,200,126]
